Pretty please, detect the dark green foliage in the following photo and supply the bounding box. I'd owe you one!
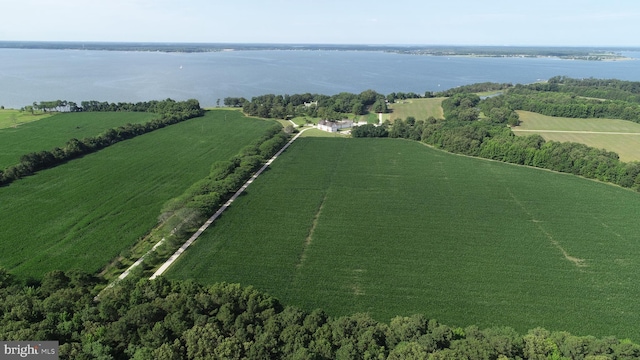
[351,123,389,137]
[223,97,248,107]
[490,78,640,121]
[549,76,640,103]
[441,93,481,121]
[436,82,513,97]
[0,268,638,359]
[386,91,423,103]
[241,90,387,119]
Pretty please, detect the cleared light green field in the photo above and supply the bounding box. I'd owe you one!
[0,109,52,129]
[0,110,276,280]
[0,112,156,168]
[386,97,445,122]
[167,137,640,341]
[513,111,640,161]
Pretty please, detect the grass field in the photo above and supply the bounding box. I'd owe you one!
[513,110,640,161]
[0,112,156,168]
[386,97,445,122]
[0,109,52,129]
[167,137,640,341]
[0,110,276,280]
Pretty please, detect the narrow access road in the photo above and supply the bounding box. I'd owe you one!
[149,127,312,279]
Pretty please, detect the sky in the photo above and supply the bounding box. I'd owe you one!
[1,0,639,46]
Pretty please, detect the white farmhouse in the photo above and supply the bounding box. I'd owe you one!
[317,119,354,132]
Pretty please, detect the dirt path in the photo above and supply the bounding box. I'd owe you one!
[149,127,313,279]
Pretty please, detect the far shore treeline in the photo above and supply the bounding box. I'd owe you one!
[0,41,633,60]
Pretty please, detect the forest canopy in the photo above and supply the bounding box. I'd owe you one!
[0,268,638,359]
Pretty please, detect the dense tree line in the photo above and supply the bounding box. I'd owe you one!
[435,82,513,97]
[79,99,204,117]
[161,124,287,220]
[23,98,206,115]
[351,123,390,138]
[548,76,640,103]
[22,100,80,113]
[1,268,639,359]
[225,90,389,121]
[441,93,481,122]
[385,91,425,103]
[0,99,204,186]
[481,78,640,121]
[138,124,291,274]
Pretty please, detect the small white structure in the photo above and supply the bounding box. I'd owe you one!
[317,119,354,132]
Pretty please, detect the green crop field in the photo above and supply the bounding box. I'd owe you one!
[0,109,52,129]
[513,110,640,162]
[0,110,276,280]
[167,137,640,341]
[0,112,156,168]
[386,97,445,122]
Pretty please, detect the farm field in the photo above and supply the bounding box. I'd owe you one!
[0,111,156,168]
[0,109,52,129]
[167,137,640,341]
[513,110,640,161]
[0,110,276,280]
[385,97,445,122]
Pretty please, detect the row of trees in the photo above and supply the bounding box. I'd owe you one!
[160,124,287,223]
[225,90,390,121]
[1,268,638,359]
[0,99,204,186]
[79,99,204,117]
[134,125,292,273]
[481,78,640,121]
[434,82,513,97]
[547,76,640,103]
[22,100,80,113]
[21,99,205,115]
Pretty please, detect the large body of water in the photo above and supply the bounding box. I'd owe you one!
[2,49,640,109]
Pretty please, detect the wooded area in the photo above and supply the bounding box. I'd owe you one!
[0,268,638,359]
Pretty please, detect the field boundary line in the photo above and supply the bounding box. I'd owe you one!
[149,127,313,280]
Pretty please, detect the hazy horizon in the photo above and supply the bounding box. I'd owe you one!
[2,0,640,47]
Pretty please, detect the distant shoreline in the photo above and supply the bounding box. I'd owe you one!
[0,41,637,61]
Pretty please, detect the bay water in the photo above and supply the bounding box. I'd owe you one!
[1,48,640,109]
